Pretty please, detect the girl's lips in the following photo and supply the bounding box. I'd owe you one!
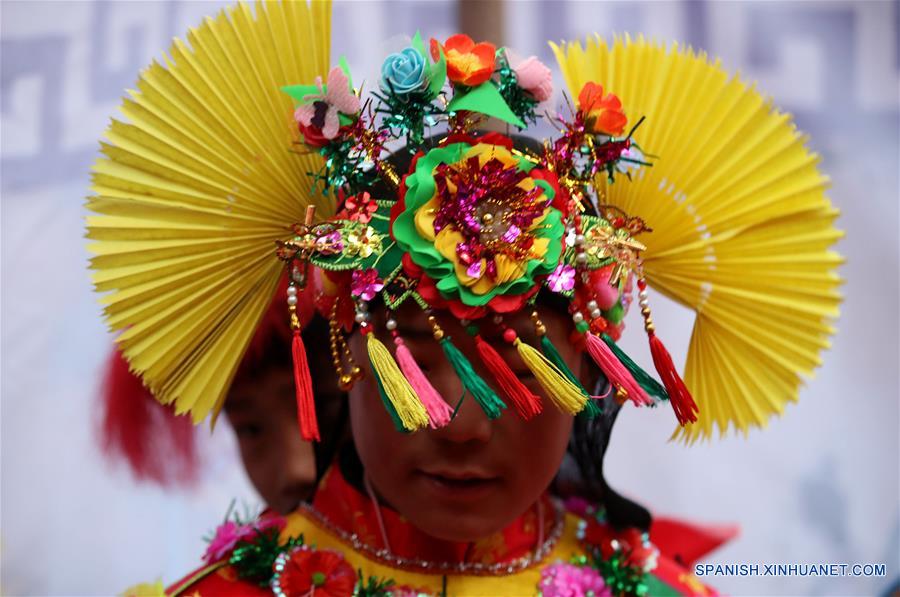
[415,470,501,500]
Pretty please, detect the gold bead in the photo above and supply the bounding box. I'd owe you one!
[433,330,444,341]
[338,374,354,391]
[481,212,494,224]
[351,365,363,379]
[615,387,628,404]
[536,325,547,336]
[640,307,652,317]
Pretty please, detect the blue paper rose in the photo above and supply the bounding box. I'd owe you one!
[381,47,428,95]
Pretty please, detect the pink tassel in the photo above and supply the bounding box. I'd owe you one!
[394,337,452,428]
[584,332,652,406]
[649,332,699,425]
[292,329,320,442]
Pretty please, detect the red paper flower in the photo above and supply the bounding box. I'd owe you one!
[337,191,378,223]
[580,520,658,571]
[273,547,356,597]
[431,34,496,87]
[577,82,627,136]
[297,120,330,148]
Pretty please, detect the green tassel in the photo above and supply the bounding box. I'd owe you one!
[369,354,407,432]
[581,395,602,418]
[601,334,669,401]
[440,337,506,419]
[539,335,599,418]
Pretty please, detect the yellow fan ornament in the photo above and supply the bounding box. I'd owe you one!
[552,35,843,441]
[87,1,332,423]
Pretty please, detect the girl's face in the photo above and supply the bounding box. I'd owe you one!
[226,365,344,515]
[349,303,580,542]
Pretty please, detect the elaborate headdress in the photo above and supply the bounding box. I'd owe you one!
[87,1,841,444]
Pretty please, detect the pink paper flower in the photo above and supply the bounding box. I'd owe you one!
[539,562,612,597]
[203,516,285,563]
[547,264,576,293]
[351,268,384,301]
[508,51,553,102]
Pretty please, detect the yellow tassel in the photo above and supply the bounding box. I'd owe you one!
[366,334,430,431]
[514,339,588,415]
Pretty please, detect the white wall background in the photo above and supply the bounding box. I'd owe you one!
[1,1,897,595]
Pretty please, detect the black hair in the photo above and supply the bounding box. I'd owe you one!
[335,132,652,531]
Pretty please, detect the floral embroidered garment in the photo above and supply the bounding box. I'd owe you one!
[160,464,719,597]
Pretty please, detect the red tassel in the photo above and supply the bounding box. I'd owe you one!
[292,329,320,441]
[475,334,542,420]
[649,332,699,425]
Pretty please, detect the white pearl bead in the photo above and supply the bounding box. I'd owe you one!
[575,234,586,246]
[572,312,584,324]
[354,312,366,324]
[287,286,298,296]
[575,253,588,265]
[590,309,602,319]
[638,290,648,300]
[286,295,298,306]
[358,301,368,312]
[586,300,598,311]
[493,315,504,325]
[639,299,649,309]
[386,319,397,331]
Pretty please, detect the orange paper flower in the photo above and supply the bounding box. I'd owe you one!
[578,82,627,136]
[432,34,496,87]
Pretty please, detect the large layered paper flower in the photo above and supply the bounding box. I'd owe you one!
[392,134,565,317]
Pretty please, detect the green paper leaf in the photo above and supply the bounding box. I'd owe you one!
[338,55,354,89]
[411,31,427,58]
[411,32,447,101]
[281,84,320,104]
[447,82,525,128]
[427,43,447,101]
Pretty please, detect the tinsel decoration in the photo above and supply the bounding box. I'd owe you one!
[354,569,396,597]
[494,51,540,127]
[229,529,305,588]
[374,86,443,148]
[308,121,386,197]
[590,548,649,597]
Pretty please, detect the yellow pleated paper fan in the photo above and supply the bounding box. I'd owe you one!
[87,0,332,423]
[552,35,843,441]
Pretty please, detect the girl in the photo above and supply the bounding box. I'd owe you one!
[102,278,347,515]
[97,5,837,595]
[160,130,716,595]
